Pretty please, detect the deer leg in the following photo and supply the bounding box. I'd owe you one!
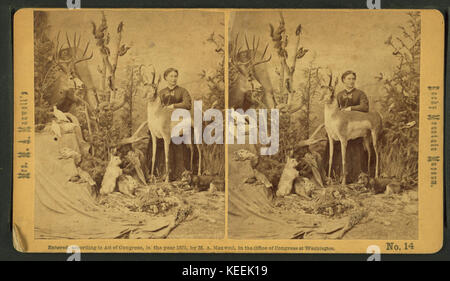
[197,144,202,176]
[372,131,379,178]
[188,144,194,172]
[363,136,371,177]
[150,134,157,179]
[340,139,348,185]
[327,134,334,180]
[164,138,170,183]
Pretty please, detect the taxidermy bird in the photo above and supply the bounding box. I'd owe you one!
[51,120,62,140]
[53,105,70,123]
[58,147,81,165]
[77,167,96,186]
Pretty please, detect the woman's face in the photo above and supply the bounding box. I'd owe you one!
[343,74,356,89]
[166,71,178,87]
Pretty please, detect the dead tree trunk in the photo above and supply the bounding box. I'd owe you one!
[269,12,308,112]
[91,12,130,103]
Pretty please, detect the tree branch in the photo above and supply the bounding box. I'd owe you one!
[110,97,127,112]
[294,123,326,148]
[117,121,148,146]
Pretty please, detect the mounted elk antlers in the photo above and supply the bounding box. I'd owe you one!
[54,32,93,70]
[230,33,272,74]
[229,33,275,109]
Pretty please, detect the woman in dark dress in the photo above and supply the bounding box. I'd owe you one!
[159,68,192,110]
[328,70,373,183]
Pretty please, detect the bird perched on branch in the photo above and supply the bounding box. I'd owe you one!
[295,24,302,36]
[269,18,288,58]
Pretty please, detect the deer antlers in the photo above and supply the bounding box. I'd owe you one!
[139,64,161,99]
[140,64,161,86]
[68,32,93,65]
[318,69,340,101]
[54,31,93,65]
[230,33,272,70]
[324,69,339,90]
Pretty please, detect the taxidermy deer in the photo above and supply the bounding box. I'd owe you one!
[143,66,201,182]
[321,71,382,185]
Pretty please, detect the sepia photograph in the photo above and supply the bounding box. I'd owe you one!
[228,10,420,240]
[33,10,225,239]
[12,7,443,254]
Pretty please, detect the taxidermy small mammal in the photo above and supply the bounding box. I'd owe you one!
[357,172,402,195]
[276,155,299,197]
[181,170,221,191]
[100,155,123,195]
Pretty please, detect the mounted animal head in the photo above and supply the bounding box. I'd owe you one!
[53,32,93,86]
[319,70,339,105]
[140,64,161,103]
[229,33,272,109]
[40,32,93,108]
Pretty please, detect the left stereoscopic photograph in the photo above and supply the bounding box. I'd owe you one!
[33,10,225,239]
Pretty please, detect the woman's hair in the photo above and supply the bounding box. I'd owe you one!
[341,70,356,82]
[163,68,179,80]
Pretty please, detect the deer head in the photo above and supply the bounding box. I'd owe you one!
[140,64,161,102]
[320,70,339,105]
[229,34,272,104]
[53,32,93,82]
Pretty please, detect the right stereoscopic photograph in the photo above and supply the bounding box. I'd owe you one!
[227,10,420,240]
